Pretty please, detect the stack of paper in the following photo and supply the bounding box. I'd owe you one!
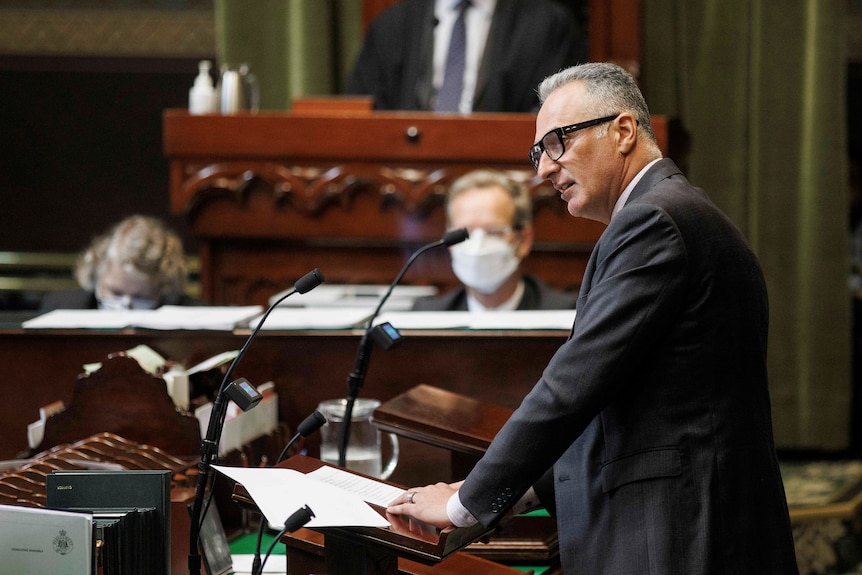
[269,284,438,311]
[22,305,263,331]
[213,464,404,528]
[249,307,373,330]
[373,309,577,331]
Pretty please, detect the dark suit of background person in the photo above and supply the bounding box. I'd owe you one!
[412,275,575,310]
[345,0,584,112]
[388,63,798,574]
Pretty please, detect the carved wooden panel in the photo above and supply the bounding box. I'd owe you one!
[163,110,665,305]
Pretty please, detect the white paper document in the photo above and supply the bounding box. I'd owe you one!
[250,307,373,330]
[22,305,263,331]
[269,284,438,311]
[212,465,403,528]
[22,309,152,329]
[374,309,576,331]
[231,553,286,573]
[134,305,263,330]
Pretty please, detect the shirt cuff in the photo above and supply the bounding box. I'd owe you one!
[446,491,479,527]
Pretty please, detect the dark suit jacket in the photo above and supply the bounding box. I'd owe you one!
[345,0,584,112]
[411,275,576,310]
[458,160,798,573]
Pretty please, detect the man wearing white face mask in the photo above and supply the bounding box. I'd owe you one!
[413,170,577,311]
[41,215,199,311]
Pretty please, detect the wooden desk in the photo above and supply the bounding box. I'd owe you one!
[163,110,666,305]
[0,323,568,488]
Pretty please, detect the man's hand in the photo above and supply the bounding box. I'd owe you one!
[386,482,460,529]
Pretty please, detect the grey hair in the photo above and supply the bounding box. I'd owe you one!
[447,170,532,229]
[75,214,188,298]
[537,63,657,143]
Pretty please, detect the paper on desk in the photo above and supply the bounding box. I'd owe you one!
[269,284,438,310]
[231,554,286,574]
[374,309,576,330]
[250,307,373,330]
[21,306,265,331]
[212,465,396,528]
[21,309,152,329]
[134,305,263,330]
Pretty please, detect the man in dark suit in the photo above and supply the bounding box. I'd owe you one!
[412,169,576,311]
[345,0,584,113]
[388,63,799,573]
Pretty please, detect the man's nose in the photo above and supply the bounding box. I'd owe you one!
[536,152,559,180]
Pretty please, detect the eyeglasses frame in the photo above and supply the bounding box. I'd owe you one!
[529,113,621,170]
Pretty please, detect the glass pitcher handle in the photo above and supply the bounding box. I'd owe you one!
[380,432,400,481]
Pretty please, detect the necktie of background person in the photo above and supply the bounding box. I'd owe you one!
[435,0,471,112]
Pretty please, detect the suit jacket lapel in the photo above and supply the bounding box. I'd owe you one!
[473,0,513,109]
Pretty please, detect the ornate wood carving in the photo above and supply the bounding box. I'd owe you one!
[164,110,664,305]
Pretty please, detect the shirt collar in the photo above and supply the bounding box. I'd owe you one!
[611,158,662,220]
[466,278,525,311]
[437,0,495,15]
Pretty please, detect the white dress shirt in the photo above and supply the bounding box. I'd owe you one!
[433,0,496,113]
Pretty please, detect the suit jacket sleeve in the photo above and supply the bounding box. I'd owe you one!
[458,201,691,527]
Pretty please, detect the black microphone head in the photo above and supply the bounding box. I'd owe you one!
[297,410,327,437]
[294,268,325,294]
[442,228,469,246]
[283,505,315,533]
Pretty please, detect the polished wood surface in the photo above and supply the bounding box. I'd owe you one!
[163,110,666,306]
[231,454,524,575]
[37,353,201,457]
[0,323,568,489]
[374,384,512,457]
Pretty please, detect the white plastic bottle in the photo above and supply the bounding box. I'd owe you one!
[188,60,216,115]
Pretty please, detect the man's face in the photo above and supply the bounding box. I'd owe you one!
[534,82,623,224]
[449,186,528,258]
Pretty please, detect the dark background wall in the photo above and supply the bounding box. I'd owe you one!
[0,56,203,253]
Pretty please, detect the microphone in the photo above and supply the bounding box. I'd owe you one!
[188,268,324,575]
[256,505,315,575]
[276,409,327,464]
[338,229,468,466]
[252,409,326,575]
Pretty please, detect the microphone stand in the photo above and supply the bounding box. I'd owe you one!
[338,229,469,467]
[251,410,326,575]
[188,269,324,575]
[256,505,315,575]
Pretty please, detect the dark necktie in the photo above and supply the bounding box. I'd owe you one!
[435,0,470,112]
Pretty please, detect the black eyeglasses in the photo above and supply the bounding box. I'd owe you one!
[528,114,620,170]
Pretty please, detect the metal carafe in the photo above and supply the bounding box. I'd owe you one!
[217,63,259,114]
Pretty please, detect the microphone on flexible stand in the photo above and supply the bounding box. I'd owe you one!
[251,409,326,575]
[256,505,315,575]
[338,229,469,467]
[188,268,325,575]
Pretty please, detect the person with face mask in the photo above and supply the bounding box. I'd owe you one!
[412,170,577,311]
[41,215,199,311]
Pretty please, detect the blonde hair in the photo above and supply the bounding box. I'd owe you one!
[447,170,532,229]
[75,215,188,299]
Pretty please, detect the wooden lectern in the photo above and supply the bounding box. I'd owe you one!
[163,110,666,306]
[230,454,526,575]
[373,384,512,478]
[373,385,559,569]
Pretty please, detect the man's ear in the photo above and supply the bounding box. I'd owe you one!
[615,113,638,154]
[516,224,534,259]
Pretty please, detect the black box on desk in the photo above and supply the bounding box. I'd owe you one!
[46,469,171,575]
